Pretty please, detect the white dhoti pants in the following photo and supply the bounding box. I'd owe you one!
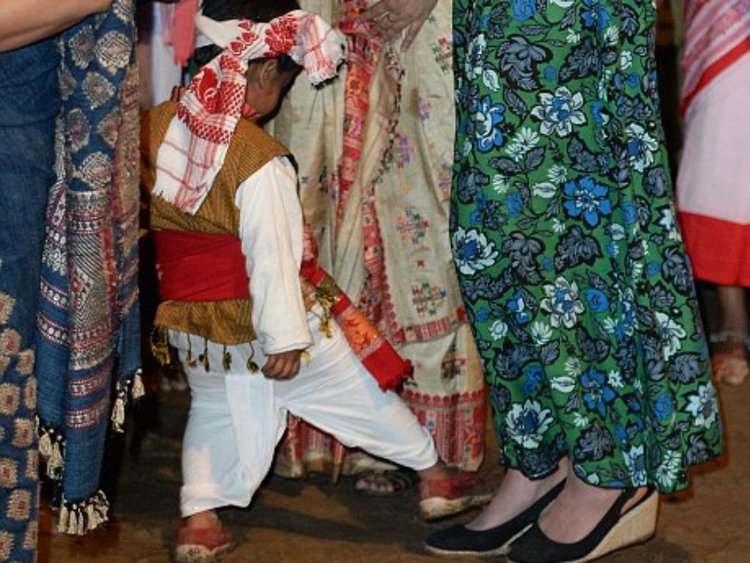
[172,314,438,517]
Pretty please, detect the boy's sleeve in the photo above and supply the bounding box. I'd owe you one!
[234,156,313,355]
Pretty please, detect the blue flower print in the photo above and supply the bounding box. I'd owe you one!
[540,277,585,328]
[582,0,612,33]
[563,176,613,227]
[508,289,532,325]
[613,425,628,446]
[620,200,637,227]
[580,368,616,417]
[584,288,609,313]
[506,192,523,217]
[645,261,660,278]
[524,363,545,394]
[653,392,674,422]
[531,87,586,137]
[591,101,609,125]
[474,95,505,152]
[505,399,554,449]
[512,0,537,21]
[469,190,488,224]
[452,227,500,275]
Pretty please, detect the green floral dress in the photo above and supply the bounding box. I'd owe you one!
[451,0,722,492]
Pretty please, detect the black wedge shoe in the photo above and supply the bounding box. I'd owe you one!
[507,487,658,563]
[424,479,565,557]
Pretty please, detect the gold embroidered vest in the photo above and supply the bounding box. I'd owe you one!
[141,101,301,346]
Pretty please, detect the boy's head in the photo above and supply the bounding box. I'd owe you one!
[194,0,303,121]
[153,1,343,214]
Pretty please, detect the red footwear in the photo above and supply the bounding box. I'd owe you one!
[418,471,494,521]
[174,520,235,562]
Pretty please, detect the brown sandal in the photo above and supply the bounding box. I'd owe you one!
[710,331,749,386]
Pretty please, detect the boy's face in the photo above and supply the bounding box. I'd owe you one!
[244,59,299,121]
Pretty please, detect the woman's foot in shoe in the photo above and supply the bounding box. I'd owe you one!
[535,473,650,545]
[467,465,566,532]
[424,465,566,556]
[508,471,658,563]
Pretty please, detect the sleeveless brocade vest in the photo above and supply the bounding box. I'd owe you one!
[141,101,316,347]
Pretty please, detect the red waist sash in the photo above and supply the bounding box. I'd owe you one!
[154,229,411,391]
[156,230,250,301]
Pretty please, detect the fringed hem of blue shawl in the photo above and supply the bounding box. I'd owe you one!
[37,370,145,535]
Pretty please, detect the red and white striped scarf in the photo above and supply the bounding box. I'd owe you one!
[154,10,346,213]
[681,0,750,114]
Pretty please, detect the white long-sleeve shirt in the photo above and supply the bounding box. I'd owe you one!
[234,156,314,355]
[168,156,314,358]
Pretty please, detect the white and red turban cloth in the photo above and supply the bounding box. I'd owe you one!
[154,9,346,213]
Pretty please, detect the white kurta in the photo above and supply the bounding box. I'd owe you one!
[169,157,438,517]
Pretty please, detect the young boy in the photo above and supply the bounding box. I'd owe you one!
[140,1,491,561]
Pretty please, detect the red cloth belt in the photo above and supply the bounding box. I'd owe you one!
[156,230,250,301]
[153,229,411,391]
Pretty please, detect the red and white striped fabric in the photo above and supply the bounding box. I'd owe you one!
[680,0,750,115]
[154,10,346,214]
[677,0,750,286]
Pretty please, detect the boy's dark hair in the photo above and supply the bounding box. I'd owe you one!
[193,0,302,71]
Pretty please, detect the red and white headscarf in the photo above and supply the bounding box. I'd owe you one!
[154,10,346,213]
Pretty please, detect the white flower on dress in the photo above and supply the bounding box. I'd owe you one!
[505,400,554,449]
[620,50,633,70]
[625,123,658,172]
[552,218,566,233]
[655,311,686,360]
[530,321,553,346]
[532,182,557,199]
[452,227,500,275]
[655,450,682,489]
[531,87,586,137]
[685,383,719,429]
[492,174,510,194]
[604,25,619,45]
[465,34,487,81]
[573,412,590,428]
[540,277,585,328]
[607,370,624,389]
[565,357,582,377]
[598,70,613,101]
[490,319,508,340]
[658,207,680,240]
[607,223,625,241]
[566,29,581,45]
[547,164,568,184]
[622,444,648,485]
[551,376,576,394]
[505,127,540,161]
